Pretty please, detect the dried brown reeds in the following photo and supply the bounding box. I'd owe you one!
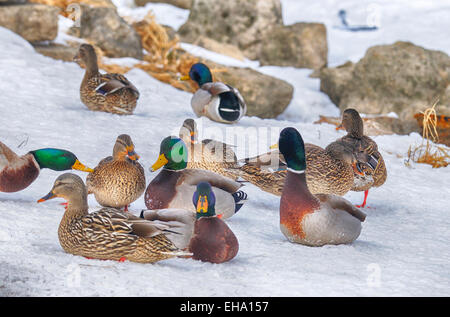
[407,101,450,168]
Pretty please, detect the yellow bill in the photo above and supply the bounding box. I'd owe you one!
[72,159,94,173]
[151,153,169,172]
[180,75,191,81]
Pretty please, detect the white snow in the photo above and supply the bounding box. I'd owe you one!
[1,0,450,297]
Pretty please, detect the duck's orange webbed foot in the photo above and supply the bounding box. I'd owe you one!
[123,205,129,212]
[355,190,373,209]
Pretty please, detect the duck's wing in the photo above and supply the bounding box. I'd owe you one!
[178,169,242,193]
[202,139,237,162]
[96,74,139,98]
[315,194,366,222]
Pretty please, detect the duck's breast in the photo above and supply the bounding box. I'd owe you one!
[300,207,362,246]
[0,154,39,192]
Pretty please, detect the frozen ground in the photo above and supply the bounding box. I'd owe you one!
[1,0,449,296]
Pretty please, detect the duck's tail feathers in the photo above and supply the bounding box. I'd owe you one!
[233,190,248,213]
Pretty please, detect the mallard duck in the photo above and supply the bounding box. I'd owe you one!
[142,182,238,263]
[86,134,145,210]
[225,140,363,197]
[37,173,188,263]
[74,44,139,115]
[179,118,239,179]
[180,63,246,124]
[278,128,366,246]
[331,108,387,208]
[144,136,247,219]
[0,141,92,193]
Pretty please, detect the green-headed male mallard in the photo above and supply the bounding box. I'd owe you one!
[278,128,366,246]
[181,63,246,124]
[179,118,239,179]
[38,173,188,263]
[141,182,239,263]
[86,134,145,211]
[330,108,387,208]
[74,44,139,115]
[0,141,92,193]
[144,136,247,219]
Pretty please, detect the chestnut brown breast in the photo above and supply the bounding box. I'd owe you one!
[144,169,182,210]
[0,155,39,192]
[189,217,239,264]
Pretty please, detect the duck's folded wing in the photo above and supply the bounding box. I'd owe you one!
[239,149,285,170]
[96,74,139,98]
[202,139,237,162]
[316,194,366,222]
[179,169,242,192]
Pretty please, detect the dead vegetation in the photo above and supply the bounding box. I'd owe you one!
[406,101,450,168]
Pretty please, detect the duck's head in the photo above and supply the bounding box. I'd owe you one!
[180,63,213,86]
[278,127,306,173]
[338,108,364,137]
[37,173,87,205]
[30,148,93,172]
[179,119,198,144]
[192,182,218,219]
[151,136,188,172]
[73,44,98,71]
[113,134,140,161]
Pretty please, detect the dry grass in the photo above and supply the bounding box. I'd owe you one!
[406,101,450,168]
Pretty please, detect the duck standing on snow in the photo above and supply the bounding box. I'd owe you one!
[141,182,239,263]
[38,173,187,263]
[145,136,247,219]
[0,141,93,193]
[74,44,139,115]
[331,108,387,208]
[278,128,366,246]
[86,134,145,211]
[179,118,239,179]
[181,63,247,124]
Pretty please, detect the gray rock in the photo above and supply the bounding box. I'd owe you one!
[0,4,59,42]
[73,5,143,59]
[134,0,192,9]
[179,0,283,60]
[259,22,328,69]
[319,41,450,120]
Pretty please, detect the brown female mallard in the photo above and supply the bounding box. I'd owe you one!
[330,108,387,207]
[38,173,188,263]
[74,44,139,115]
[225,140,362,197]
[179,118,239,180]
[86,134,145,210]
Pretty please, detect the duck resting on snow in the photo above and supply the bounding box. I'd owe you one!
[181,63,247,124]
[278,127,366,246]
[74,44,140,115]
[0,140,92,193]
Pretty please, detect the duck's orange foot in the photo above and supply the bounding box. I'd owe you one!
[60,202,68,207]
[355,190,370,208]
[123,205,129,212]
[118,257,127,262]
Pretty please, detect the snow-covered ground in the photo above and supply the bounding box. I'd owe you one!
[1,0,450,296]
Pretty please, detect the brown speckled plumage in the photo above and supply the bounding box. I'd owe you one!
[87,134,145,209]
[330,109,387,192]
[179,119,239,180]
[75,44,139,115]
[227,143,354,197]
[40,174,182,263]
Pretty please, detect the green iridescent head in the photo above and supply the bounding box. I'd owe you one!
[151,136,188,171]
[181,63,213,86]
[278,128,306,172]
[192,182,217,219]
[30,148,93,172]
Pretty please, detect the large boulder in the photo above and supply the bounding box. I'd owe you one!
[179,0,283,60]
[71,5,143,59]
[134,0,192,9]
[259,22,327,69]
[0,4,59,42]
[319,41,450,120]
